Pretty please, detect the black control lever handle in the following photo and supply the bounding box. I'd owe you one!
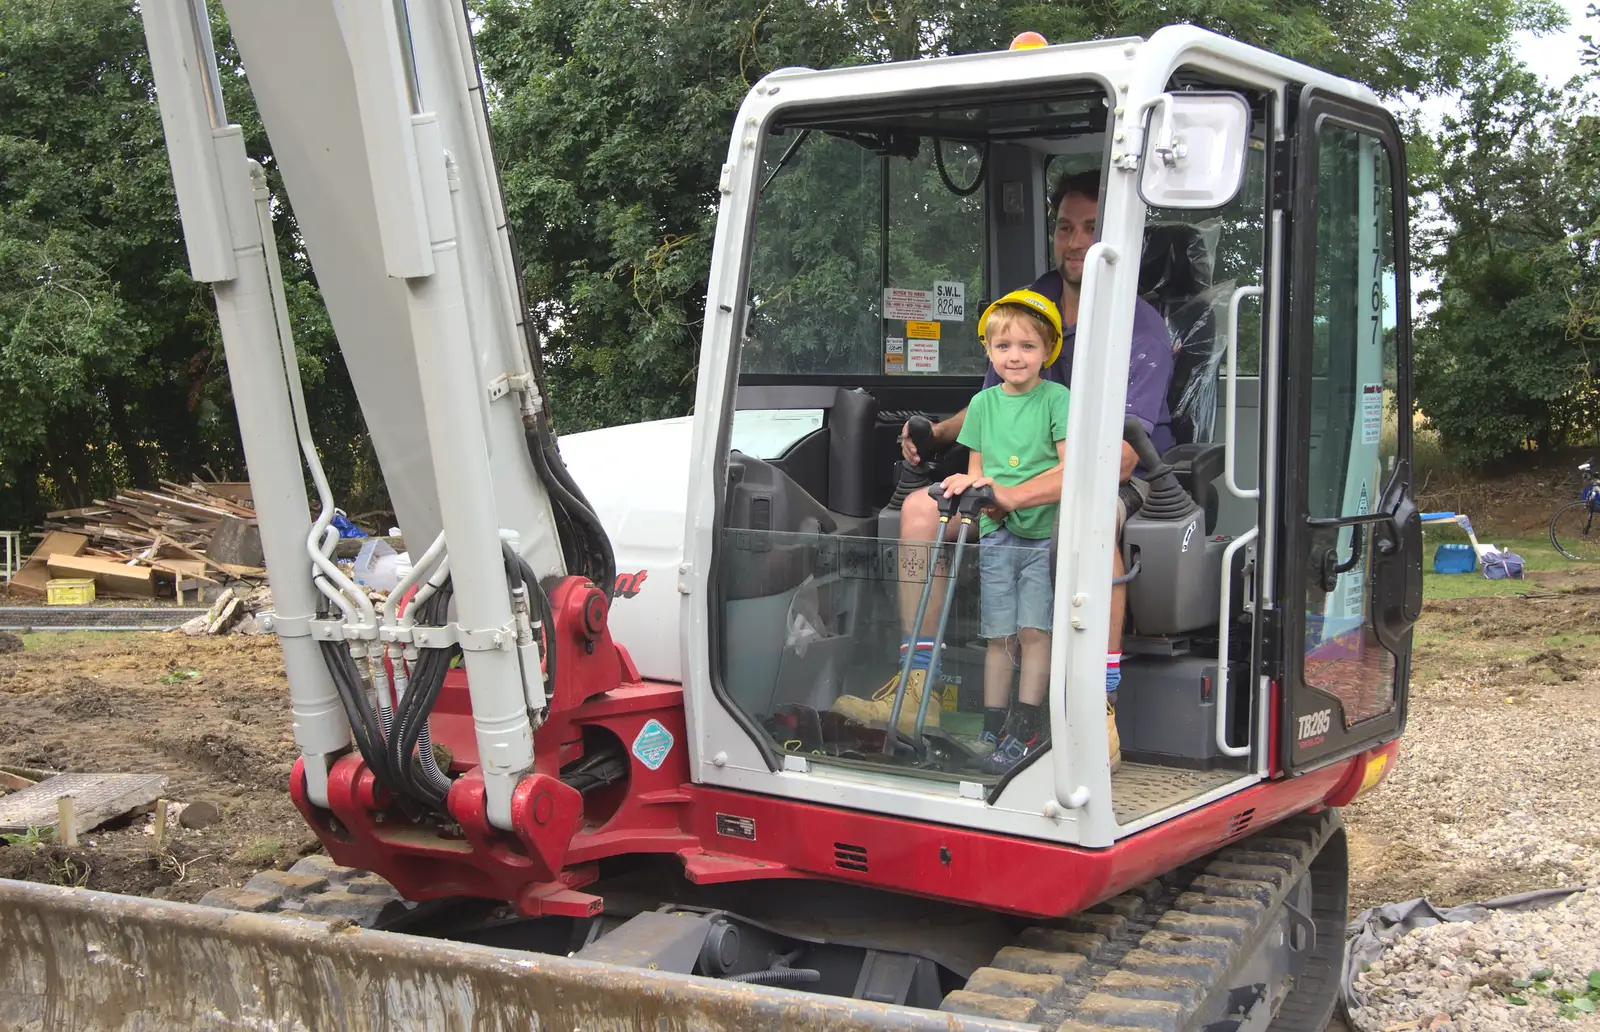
[1122,415,1174,479]
[927,482,996,519]
[904,415,937,475]
[957,484,996,518]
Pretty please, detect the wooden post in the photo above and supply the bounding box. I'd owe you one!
[153,798,169,847]
[57,793,77,846]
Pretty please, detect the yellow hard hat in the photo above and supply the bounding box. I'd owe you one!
[977,288,1064,367]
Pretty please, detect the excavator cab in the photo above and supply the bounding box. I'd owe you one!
[683,37,1426,849]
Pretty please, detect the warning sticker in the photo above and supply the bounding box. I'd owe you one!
[906,320,940,340]
[716,813,756,841]
[1361,383,1383,444]
[934,281,965,321]
[631,719,674,771]
[884,288,933,321]
[885,337,905,375]
[908,338,939,373]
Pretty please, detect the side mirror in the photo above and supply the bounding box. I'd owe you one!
[1138,92,1251,209]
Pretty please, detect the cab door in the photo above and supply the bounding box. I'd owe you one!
[1275,88,1424,773]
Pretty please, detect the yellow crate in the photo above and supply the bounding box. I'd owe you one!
[46,578,96,605]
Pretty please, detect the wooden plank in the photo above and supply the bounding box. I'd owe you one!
[0,771,37,792]
[154,538,266,581]
[151,558,214,583]
[125,490,234,521]
[10,532,89,595]
[159,480,256,516]
[43,507,111,520]
[45,554,157,598]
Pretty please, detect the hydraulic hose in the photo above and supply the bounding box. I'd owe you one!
[321,640,399,796]
[525,423,615,594]
[389,585,456,809]
[516,554,556,705]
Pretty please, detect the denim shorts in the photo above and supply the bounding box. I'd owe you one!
[978,527,1054,639]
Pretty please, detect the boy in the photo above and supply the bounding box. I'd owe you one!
[937,288,1069,775]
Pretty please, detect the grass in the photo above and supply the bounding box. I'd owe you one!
[16,630,144,652]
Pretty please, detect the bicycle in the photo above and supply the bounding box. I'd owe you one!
[1549,460,1600,560]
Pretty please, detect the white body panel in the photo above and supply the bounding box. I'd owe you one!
[559,418,695,683]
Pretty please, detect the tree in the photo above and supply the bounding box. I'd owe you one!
[1412,53,1600,465]
[0,0,379,534]
[473,0,1562,435]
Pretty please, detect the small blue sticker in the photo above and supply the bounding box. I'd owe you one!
[631,719,674,771]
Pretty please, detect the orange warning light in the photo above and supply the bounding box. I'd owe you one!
[1009,31,1048,50]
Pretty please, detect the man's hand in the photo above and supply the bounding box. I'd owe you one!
[1120,441,1138,483]
[900,409,966,465]
[899,421,923,465]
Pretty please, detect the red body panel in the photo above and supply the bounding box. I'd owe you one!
[292,576,1391,921]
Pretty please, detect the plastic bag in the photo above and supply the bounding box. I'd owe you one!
[354,539,412,593]
[784,575,827,657]
[330,510,368,539]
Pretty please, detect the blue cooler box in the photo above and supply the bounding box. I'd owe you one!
[1433,543,1477,574]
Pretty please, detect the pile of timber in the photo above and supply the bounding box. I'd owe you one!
[9,482,265,601]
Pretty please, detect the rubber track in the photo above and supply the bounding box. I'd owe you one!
[940,810,1343,1032]
[196,854,414,928]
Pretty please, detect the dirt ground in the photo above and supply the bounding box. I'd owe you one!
[1,458,1596,917]
[0,633,315,901]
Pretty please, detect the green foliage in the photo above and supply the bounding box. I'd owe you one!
[1,825,54,849]
[0,0,382,535]
[1499,968,1600,1019]
[1413,52,1600,466]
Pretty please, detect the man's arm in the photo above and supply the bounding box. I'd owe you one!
[991,436,1135,514]
[933,408,967,447]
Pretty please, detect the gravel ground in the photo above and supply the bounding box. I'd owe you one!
[1349,889,1600,1030]
[1340,587,1600,1031]
[1345,592,1600,913]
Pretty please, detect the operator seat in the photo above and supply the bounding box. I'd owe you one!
[1137,222,1230,530]
[1119,223,1237,637]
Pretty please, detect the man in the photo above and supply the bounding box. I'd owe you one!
[832,170,1175,764]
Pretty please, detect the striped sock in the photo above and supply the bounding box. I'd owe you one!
[1106,652,1122,694]
[899,638,938,671]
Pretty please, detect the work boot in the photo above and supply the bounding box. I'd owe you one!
[831,668,941,735]
[1107,694,1122,773]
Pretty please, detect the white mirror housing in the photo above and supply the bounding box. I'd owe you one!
[1139,92,1251,209]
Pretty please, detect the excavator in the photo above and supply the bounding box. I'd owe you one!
[0,1,1425,1029]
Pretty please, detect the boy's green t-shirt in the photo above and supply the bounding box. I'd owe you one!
[956,379,1071,539]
